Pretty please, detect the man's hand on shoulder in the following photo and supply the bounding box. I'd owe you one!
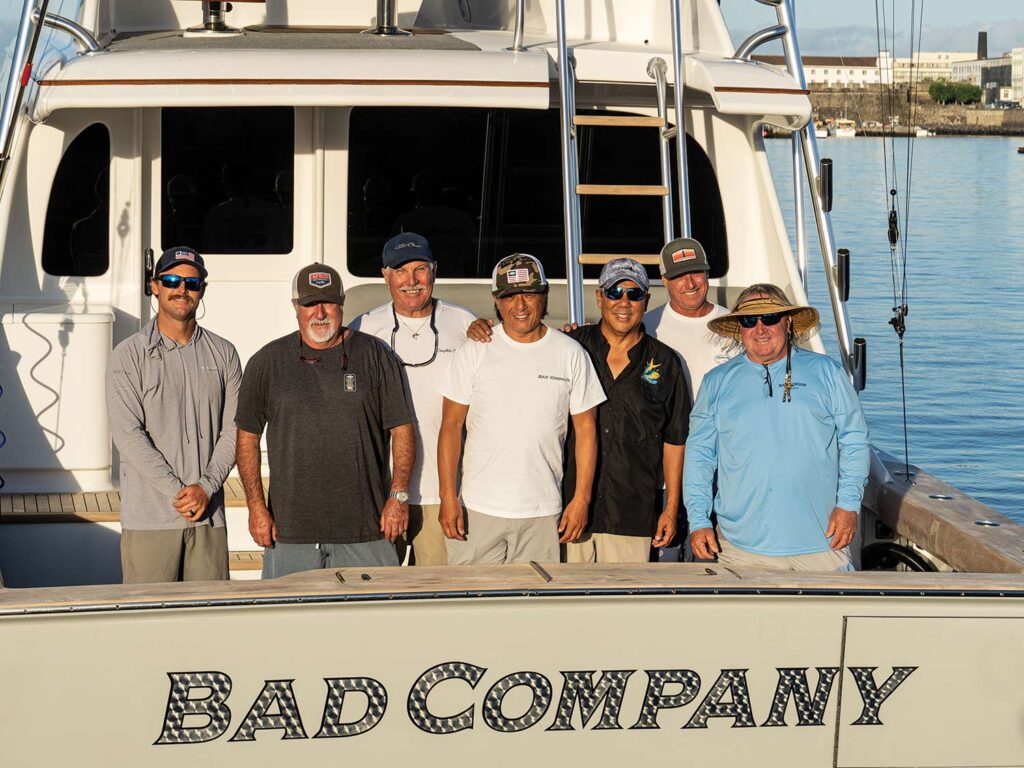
[248,502,277,548]
[561,322,580,334]
[558,497,588,544]
[826,507,857,549]
[466,318,494,343]
[689,527,720,560]
[173,484,210,523]
[380,496,409,543]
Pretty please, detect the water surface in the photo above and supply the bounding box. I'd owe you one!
[766,136,1024,522]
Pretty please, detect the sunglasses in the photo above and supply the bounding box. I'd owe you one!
[738,312,786,329]
[603,286,647,302]
[157,275,205,292]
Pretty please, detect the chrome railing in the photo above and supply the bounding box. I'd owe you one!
[647,57,676,245]
[668,0,691,237]
[32,8,100,53]
[509,0,526,52]
[555,0,584,324]
[0,0,50,198]
[747,0,857,377]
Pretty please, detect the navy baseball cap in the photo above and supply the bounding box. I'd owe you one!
[382,232,435,269]
[155,246,208,278]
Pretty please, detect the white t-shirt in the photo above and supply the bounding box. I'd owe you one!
[350,299,474,505]
[439,325,606,519]
[644,301,733,404]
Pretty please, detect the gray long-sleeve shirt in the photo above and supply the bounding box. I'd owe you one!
[106,318,242,530]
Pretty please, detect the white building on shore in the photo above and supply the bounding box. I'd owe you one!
[755,52,892,88]
[892,51,975,83]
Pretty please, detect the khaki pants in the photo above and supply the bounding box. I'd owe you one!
[394,503,448,566]
[121,526,229,583]
[446,508,559,565]
[716,531,854,572]
[565,532,652,564]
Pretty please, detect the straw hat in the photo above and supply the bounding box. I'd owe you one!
[708,291,820,341]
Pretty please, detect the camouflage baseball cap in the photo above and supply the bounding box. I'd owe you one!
[491,253,548,298]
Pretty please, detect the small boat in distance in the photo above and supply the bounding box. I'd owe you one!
[831,118,857,137]
[915,126,936,137]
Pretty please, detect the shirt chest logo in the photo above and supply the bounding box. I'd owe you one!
[641,359,662,385]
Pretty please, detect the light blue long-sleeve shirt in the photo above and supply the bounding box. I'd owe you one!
[683,347,870,556]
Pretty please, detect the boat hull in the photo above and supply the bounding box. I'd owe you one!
[2,566,1024,767]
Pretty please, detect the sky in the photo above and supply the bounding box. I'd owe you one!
[721,0,1024,57]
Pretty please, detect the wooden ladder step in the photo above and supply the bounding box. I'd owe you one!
[573,115,665,128]
[579,254,661,266]
[577,184,668,197]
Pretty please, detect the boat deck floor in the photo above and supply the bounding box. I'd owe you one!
[0,477,262,524]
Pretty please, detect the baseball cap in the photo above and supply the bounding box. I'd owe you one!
[491,253,548,298]
[598,257,650,292]
[659,237,710,279]
[382,232,435,269]
[292,263,344,306]
[155,246,208,278]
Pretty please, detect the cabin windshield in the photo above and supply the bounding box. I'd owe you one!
[346,107,728,281]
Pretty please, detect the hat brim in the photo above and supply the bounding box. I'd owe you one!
[493,287,548,299]
[708,305,820,340]
[294,294,345,307]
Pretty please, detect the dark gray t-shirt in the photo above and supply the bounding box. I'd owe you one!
[235,330,414,544]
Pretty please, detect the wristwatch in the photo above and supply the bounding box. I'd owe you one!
[389,490,410,504]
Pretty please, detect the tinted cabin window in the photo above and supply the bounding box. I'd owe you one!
[162,107,293,254]
[42,123,110,277]
[347,107,727,280]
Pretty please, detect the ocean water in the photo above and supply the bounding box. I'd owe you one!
[765,136,1024,523]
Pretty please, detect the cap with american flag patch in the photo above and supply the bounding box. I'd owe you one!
[659,237,710,280]
[491,253,548,298]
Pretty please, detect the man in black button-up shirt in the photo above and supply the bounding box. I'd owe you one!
[563,259,691,563]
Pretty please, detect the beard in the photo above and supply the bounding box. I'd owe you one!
[306,317,339,344]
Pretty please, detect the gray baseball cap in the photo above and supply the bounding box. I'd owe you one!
[598,258,650,292]
[659,237,710,279]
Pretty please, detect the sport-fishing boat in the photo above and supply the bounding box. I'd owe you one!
[1,2,1023,766]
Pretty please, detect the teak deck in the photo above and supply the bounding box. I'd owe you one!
[0,477,264,525]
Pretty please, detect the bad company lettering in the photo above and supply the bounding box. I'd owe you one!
[156,663,916,744]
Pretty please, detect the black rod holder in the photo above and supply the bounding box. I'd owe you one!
[143,248,154,296]
[853,337,867,392]
[837,247,850,302]
[819,158,833,212]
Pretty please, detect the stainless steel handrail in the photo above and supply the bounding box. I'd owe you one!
[509,0,526,52]
[647,57,676,246]
[555,0,584,324]
[31,8,101,53]
[733,24,787,61]
[364,0,411,36]
[668,0,691,237]
[793,133,807,289]
[762,0,856,373]
[0,0,50,198]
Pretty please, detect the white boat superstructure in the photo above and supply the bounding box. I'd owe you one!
[0,2,1022,763]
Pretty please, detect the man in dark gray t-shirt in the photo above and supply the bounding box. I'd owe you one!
[235,263,416,578]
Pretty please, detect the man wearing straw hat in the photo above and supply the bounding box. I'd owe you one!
[683,284,870,571]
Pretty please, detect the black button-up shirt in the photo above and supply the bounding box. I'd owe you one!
[564,323,690,537]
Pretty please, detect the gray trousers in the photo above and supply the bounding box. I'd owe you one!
[262,539,399,579]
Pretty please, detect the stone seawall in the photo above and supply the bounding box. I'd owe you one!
[810,88,1024,136]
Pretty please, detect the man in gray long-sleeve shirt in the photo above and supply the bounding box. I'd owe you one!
[107,246,242,583]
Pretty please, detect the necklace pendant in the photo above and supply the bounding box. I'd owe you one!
[412,332,420,339]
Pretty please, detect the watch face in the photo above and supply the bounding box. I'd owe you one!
[392,491,409,503]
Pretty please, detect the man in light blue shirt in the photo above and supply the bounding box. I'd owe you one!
[683,284,870,571]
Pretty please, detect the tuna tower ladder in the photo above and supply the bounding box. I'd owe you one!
[554,0,692,325]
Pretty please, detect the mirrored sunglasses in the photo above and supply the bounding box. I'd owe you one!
[158,275,205,292]
[738,312,785,329]
[603,286,647,302]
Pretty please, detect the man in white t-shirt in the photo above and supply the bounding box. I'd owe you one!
[350,232,475,566]
[643,237,733,562]
[437,254,606,565]
[643,237,731,405]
